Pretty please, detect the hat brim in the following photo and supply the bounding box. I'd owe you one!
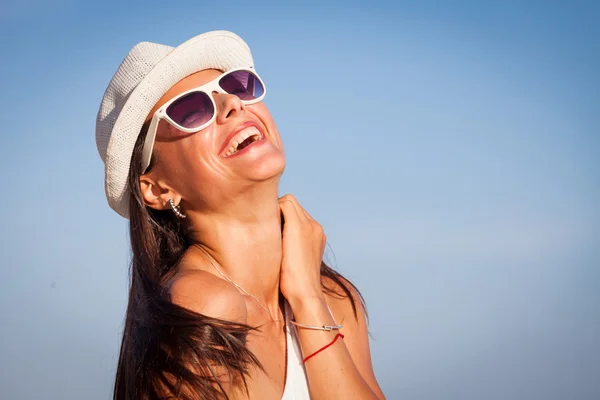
[104,31,254,218]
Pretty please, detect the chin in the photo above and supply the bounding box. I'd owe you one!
[227,136,286,182]
[246,151,286,182]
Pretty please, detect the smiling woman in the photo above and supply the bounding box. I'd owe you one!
[96,30,385,400]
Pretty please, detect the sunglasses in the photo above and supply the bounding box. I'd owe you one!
[141,68,266,172]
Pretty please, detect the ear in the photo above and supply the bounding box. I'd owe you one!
[139,172,180,212]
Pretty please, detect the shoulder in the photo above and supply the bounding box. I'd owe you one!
[168,269,247,324]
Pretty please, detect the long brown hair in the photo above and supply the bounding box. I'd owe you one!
[113,127,365,399]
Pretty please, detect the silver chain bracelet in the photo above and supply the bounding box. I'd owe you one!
[290,320,343,331]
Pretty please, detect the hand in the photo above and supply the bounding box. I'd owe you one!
[278,194,327,305]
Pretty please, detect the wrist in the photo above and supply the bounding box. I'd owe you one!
[287,294,329,315]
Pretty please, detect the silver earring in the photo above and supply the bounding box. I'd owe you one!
[168,198,187,219]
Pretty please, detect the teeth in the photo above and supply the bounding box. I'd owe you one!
[224,126,261,156]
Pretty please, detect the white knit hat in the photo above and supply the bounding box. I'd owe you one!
[96,30,255,218]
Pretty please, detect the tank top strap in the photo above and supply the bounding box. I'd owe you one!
[280,300,311,399]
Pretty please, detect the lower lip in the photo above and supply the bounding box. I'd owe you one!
[222,136,267,158]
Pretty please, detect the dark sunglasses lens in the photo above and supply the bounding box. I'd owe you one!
[219,70,264,101]
[166,91,214,129]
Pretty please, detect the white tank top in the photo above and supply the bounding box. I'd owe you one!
[281,301,311,399]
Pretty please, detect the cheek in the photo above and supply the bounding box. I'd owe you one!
[153,129,218,188]
[252,103,284,150]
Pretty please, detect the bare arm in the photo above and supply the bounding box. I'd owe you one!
[289,284,385,399]
[279,195,385,400]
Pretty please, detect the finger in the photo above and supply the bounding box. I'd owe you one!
[279,198,303,223]
[293,198,319,227]
[301,206,315,221]
[280,194,312,221]
[296,200,313,221]
[279,194,307,222]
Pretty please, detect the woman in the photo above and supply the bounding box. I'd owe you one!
[96,30,385,400]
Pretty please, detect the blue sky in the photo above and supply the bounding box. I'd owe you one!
[1,1,599,399]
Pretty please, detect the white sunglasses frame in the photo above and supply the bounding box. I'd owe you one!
[141,67,266,173]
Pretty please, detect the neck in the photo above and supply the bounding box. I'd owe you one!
[186,183,283,320]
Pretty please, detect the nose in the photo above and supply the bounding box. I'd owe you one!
[213,92,245,124]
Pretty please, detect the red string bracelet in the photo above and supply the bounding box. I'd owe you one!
[302,333,345,364]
